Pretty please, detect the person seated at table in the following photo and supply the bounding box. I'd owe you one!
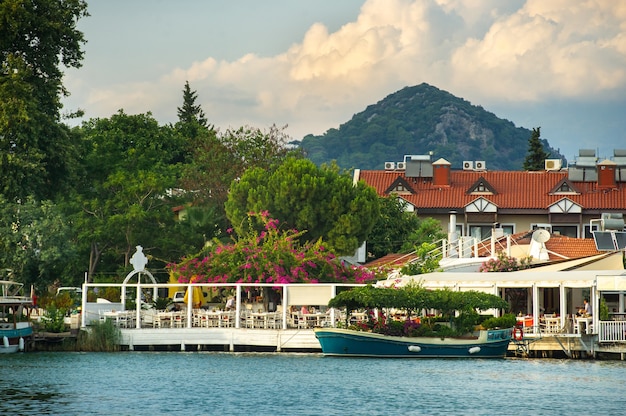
[225,296,235,311]
[578,299,592,316]
[300,305,310,314]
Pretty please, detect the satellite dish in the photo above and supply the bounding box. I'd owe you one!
[532,229,551,243]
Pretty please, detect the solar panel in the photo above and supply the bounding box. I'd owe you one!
[593,231,617,251]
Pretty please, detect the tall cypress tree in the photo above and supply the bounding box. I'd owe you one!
[176,81,210,138]
[523,127,550,171]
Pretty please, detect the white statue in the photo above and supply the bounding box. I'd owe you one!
[130,245,148,271]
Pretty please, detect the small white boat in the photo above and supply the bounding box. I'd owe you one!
[0,280,34,353]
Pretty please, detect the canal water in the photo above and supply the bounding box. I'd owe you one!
[1,352,625,415]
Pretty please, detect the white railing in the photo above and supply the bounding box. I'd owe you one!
[598,321,626,343]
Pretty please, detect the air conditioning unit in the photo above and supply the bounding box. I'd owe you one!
[462,161,473,170]
[396,162,406,170]
[384,162,395,170]
[545,159,562,171]
[475,161,486,171]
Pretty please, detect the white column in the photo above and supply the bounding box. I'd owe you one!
[532,284,539,334]
[235,285,241,329]
[136,279,141,329]
[559,284,566,330]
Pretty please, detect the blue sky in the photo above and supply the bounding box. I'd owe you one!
[62,0,626,163]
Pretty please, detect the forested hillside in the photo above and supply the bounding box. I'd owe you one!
[299,83,564,170]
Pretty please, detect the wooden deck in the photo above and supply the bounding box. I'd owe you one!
[118,327,626,358]
[119,327,322,352]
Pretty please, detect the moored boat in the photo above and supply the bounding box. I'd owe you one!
[314,326,512,358]
[316,284,515,358]
[0,280,34,353]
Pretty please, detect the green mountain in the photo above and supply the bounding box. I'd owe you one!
[299,83,564,170]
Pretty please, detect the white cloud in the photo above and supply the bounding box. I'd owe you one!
[64,0,626,158]
[450,0,626,101]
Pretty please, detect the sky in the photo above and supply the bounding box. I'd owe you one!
[62,0,626,162]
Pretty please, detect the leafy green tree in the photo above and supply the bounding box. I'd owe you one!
[366,197,422,260]
[179,124,298,232]
[0,0,88,201]
[220,124,298,173]
[225,157,380,256]
[400,242,442,275]
[400,217,446,253]
[68,112,190,279]
[523,127,550,171]
[0,196,76,287]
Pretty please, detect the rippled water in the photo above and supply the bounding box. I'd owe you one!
[1,352,625,415]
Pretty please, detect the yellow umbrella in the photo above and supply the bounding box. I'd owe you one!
[183,286,204,308]
[168,271,183,298]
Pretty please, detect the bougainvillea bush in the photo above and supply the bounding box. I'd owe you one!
[478,251,531,272]
[168,211,383,285]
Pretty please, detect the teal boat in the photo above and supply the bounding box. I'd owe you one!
[0,280,34,353]
[317,284,515,358]
[314,327,512,358]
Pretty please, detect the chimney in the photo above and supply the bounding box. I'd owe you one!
[432,158,451,186]
[597,159,617,189]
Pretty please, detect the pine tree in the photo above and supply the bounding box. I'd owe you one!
[522,127,550,171]
[177,81,208,126]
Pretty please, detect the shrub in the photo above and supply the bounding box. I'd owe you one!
[481,313,517,329]
[76,320,121,352]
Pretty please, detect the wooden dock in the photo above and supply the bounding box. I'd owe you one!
[118,328,626,359]
[119,328,322,352]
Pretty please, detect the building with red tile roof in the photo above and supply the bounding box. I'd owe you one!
[356,150,626,246]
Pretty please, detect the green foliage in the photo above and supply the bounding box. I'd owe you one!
[0,196,76,286]
[68,111,191,277]
[400,242,442,275]
[153,297,172,310]
[0,0,88,201]
[176,80,209,136]
[300,83,564,171]
[400,217,446,253]
[225,157,380,256]
[599,297,609,321]
[479,251,532,272]
[366,197,422,259]
[523,127,551,171]
[329,285,508,316]
[76,320,121,352]
[334,285,512,337]
[169,211,381,285]
[41,306,67,333]
[481,313,517,330]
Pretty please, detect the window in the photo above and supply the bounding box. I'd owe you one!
[551,225,578,238]
[468,224,514,240]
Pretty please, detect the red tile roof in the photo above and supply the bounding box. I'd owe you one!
[367,232,604,269]
[357,170,626,210]
[496,231,603,260]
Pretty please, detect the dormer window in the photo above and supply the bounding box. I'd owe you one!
[550,179,579,195]
[467,177,497,195]
[385,177,415,195]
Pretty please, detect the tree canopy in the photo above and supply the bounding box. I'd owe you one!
[225,157,381,256]
[0,0,88,201]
